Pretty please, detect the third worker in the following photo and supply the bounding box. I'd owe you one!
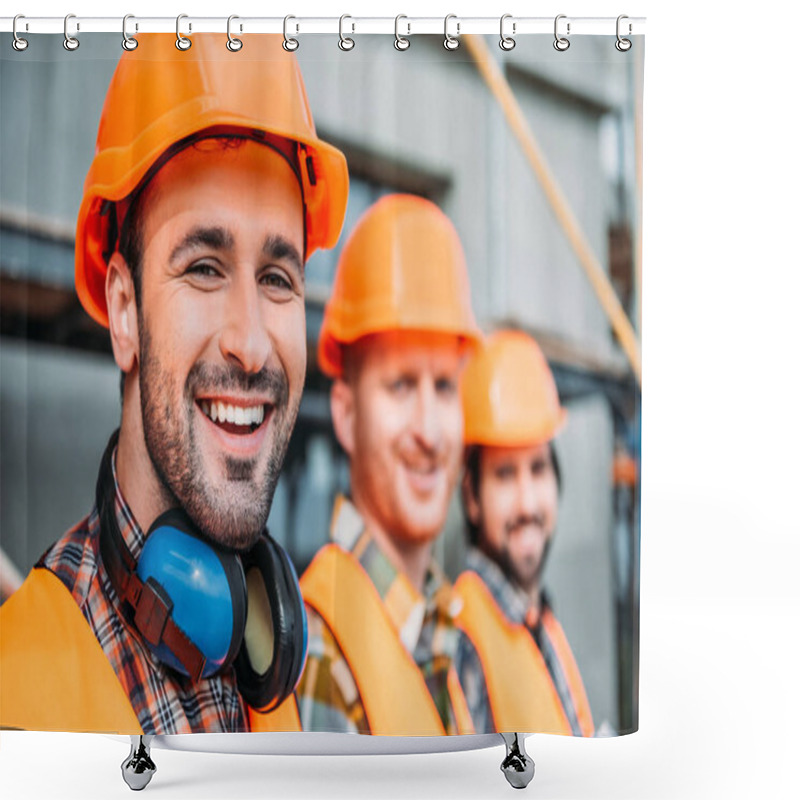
[455,330,595,736]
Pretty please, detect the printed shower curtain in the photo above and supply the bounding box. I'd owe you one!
[0,27,642,742]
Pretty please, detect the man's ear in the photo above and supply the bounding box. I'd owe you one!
[330,378,356,457]
[106,252,139,374]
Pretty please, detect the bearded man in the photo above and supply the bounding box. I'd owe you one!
[0,33,348,736]
[455,330,594,736]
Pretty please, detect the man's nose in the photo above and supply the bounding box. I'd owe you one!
[411,377,444,451]
[218,276,272,373]
[517,472,540,518]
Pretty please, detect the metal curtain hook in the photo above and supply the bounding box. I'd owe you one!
[122,15,138,51]
[63,13,79,51]
[12,14,29,51]
[339,15,355,51]
[227,15,243,51]
[283,15,299,51]
[394,14,410,51]
[444,14,460,51]
[553,14,570,51]
[500,14,516,51]
[176,14,192,50]
[616,14,632,52]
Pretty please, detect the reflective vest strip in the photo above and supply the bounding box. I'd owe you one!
[541,609,594,736]
[300,544,452,736]
[0,568,143,733]
[447,665,475,735]
[454,570,573,735]
[249,694,301,732]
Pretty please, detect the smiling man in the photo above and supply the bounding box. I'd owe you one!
[0,34,348,735]
[109,139,306,553]
[455,330,594,736]
[296,194,483,735]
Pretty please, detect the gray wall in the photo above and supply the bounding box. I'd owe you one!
[0,339,120,570]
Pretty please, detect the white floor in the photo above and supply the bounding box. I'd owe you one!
[3,592,798,799]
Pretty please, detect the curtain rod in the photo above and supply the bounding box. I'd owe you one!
[1,16,646,37]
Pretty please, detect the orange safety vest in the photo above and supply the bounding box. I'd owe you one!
[454,570,594,736]
[300,544,474,736]
[0,568,300,733]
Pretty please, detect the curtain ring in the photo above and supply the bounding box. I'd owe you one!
[499,14,516,51]
[176,14,192,51]
[443,14,460,51]
[339,15,355,51]
[553,14,570,51]
[394,15,410,51]
[615,15,632,52]
[12,15,29,52]
[63,13,80,51]
[283,15,299,51]
[122,15,138,51]
[227,15,243,51]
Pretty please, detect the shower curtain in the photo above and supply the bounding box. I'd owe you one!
[0,26,643,742]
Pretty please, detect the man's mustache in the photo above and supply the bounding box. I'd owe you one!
[505,513,546,536]
[184,361,289,407]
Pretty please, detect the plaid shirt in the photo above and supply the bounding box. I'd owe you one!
[39,448,248,735]
[457,547,584,736]
[296,496,474,734]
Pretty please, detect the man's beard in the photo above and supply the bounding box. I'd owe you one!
[504,540,550,594]
[138,323,299,551]
[483,514,552,594]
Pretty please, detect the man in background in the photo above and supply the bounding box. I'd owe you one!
[296,194,482,735]
[456,330,594,736]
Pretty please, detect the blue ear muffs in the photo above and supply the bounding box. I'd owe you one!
[96,429,306,711]
[135,509,247,680]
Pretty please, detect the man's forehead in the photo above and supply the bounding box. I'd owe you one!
[135,140,304,254]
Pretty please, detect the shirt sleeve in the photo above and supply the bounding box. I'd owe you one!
[295,603,370,734]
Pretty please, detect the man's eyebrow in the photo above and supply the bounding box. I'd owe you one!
[264,235,304,281]
[169,227,234,265]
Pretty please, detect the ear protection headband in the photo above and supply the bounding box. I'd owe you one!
[96,430,307,712]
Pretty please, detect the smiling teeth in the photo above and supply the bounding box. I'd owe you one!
[200,401,265,426]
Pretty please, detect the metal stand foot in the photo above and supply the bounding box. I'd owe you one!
[500,733,535,789]
[121,735,156,791]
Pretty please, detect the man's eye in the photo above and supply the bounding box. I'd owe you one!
[262,272,292,291]
[390,376,413,392]
[435,378,457,396]
[186,262,221,278]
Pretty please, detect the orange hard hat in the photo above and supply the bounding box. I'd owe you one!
[317,194,481,377]
[75,33,349,327]
[461,330,567,447]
